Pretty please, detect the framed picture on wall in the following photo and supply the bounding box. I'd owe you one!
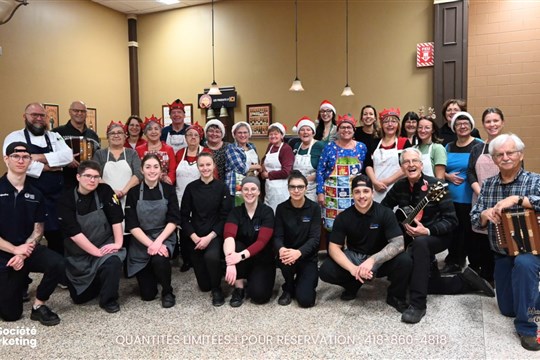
[246,103,272,138]
[43,103,59,129]
[86,108,97,132]
[162,103,193,126]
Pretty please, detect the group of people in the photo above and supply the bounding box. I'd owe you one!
[0,98,538,352]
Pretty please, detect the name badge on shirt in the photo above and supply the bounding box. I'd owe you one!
[302,216,311,223]
[254,225,261,232]
[369,223,379,229]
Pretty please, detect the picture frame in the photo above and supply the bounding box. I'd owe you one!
[162,103,193,126]
[43,103,59,129]
[86,107,97,132]
[246,103,272,138]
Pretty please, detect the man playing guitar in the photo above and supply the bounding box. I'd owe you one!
[381,148,494,324]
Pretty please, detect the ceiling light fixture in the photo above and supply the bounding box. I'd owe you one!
[0,0,28,25]
[208,0,221,95]
[341,0,354,96]
[157,0,180,5]
[289,0,304,92]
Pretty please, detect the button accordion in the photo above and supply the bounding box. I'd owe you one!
[495,209,540,256]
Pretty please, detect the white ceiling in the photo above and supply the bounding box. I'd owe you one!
[91,0,214,15]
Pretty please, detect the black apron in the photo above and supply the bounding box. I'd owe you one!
[127,183,176,277]
[64,190,126,294]
[24,129,64,231]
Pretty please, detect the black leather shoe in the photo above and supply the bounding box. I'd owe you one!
[31,305,61,326]
[180,262,192,272]
[162,293,176,308]
[441,263,462,274]
[401,305,426,324]
[100,301,120,314]
[340,288,358,301]
[229,288,245,308]
[461,267,495,297]
[212,288,225,307]
[520,335,540,351]
[278,291,292,306]
[386,295,408,313]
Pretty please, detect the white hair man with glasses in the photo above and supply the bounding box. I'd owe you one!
[0,142,65,326]
[3,103,73,258]
[471,133,540,351]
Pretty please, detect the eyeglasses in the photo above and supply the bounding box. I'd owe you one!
[288,185,306,191]
[454,122,471,128]
[320,109,333,114]
[493,150,521,160]
[80,174,101,181]
[108,132,125,136]
[70,109,87,114]
[9,154,31,161]
[339,126,354,131]
[401,159,422,166]
[26,113,46,118]
[186,134,200,138]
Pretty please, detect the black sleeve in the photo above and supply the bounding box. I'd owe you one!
[298,202,321,259]
[467,143,482,186]
[163,183,181,225]
[124,185,140,231]
[57,189,81,237]
[180,182,195,236]
[329,211,347,246]
[212,182,233,237]
[99,184,124,225]
[380,185,399,209]
[273,204,285,252]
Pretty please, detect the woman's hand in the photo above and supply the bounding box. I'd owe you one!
[147,241,162,256]
[99,243,120,256]
[157,245,169,258]
[226,252,242,266]
[225,265,237,286]
[161,174,173,185]
[114,189,125,198]
[372,180,387,192]
[446,172,464,186]
[195,234,212,250]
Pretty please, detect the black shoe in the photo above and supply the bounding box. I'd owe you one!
[441,263,462,274]
[340,288,358,301]
[212,288,225,307]
[162,293,176,308]
[461,267,495,297]
[180,262,192,272]
[520,335,540,351]
[100,301,120,313]
[30,305,60,326]
[401,305,426,324]
[229,288,245,308]
[386,295,408,313]
[278,291,292,306]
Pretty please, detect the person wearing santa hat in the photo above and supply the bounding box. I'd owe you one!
[314,100,338,143]
[161,99,189,153]
[260,123,294,212]
[204,119,230,181]
[316,114,368,232]
[365,108,412,203]
[291,116,325,202]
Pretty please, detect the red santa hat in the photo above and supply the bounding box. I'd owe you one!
[336,113,357,128]
[292,116,316,134]
[168,99,185,111]
[204,119,226,139]
[319,100,336,114]
[268,122,287,135]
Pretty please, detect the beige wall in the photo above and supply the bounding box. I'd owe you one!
[468,0,540,172]
[0,0,130,143]
[138,0,434,150]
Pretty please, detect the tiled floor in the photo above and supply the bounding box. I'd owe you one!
[1,256,536,359]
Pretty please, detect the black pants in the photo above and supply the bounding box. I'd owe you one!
[136,255,173,301]
[445,202,471,267]
[468,231,495,282]
[278,259,318,307]
[319,250,412,300]
[235,243,275,304]
[180,229,193,266]
[44,230,64,256]
[191,237,223,292]
[409,234,467,309]
[68,256,122,307]
[0,245,65,321]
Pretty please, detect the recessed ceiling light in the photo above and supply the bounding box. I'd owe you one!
[157,0,180,5]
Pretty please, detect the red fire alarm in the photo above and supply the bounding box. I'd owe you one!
[417,42,434,67]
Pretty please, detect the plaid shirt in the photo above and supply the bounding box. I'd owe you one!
[470,169,540,254]
[225,142,257,196]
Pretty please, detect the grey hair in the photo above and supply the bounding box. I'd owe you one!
[488,133,525,156]
[399,147,423,165]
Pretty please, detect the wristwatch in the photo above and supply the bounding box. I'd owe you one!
[241,253,246,261]
[517,195,524,206]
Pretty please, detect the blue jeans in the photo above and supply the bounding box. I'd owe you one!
[494,253,540,336]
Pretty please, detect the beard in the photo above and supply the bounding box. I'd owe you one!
[25,119,46,136]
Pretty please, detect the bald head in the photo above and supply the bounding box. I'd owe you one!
[69,100,87,126]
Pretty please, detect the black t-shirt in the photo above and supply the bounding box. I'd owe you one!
[330,202,402,255]
[0,175,46,271]
[57,183,124,238]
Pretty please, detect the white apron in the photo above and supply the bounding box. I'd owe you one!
[293,141,317,202]
[175,146,202,206]
[472,144,499,234]
[417,143,434,177]
[245,148,259,174]
[166,132,187,153]
[264,143,289,212]
[372,139,401,203]
[102,149,133,209]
